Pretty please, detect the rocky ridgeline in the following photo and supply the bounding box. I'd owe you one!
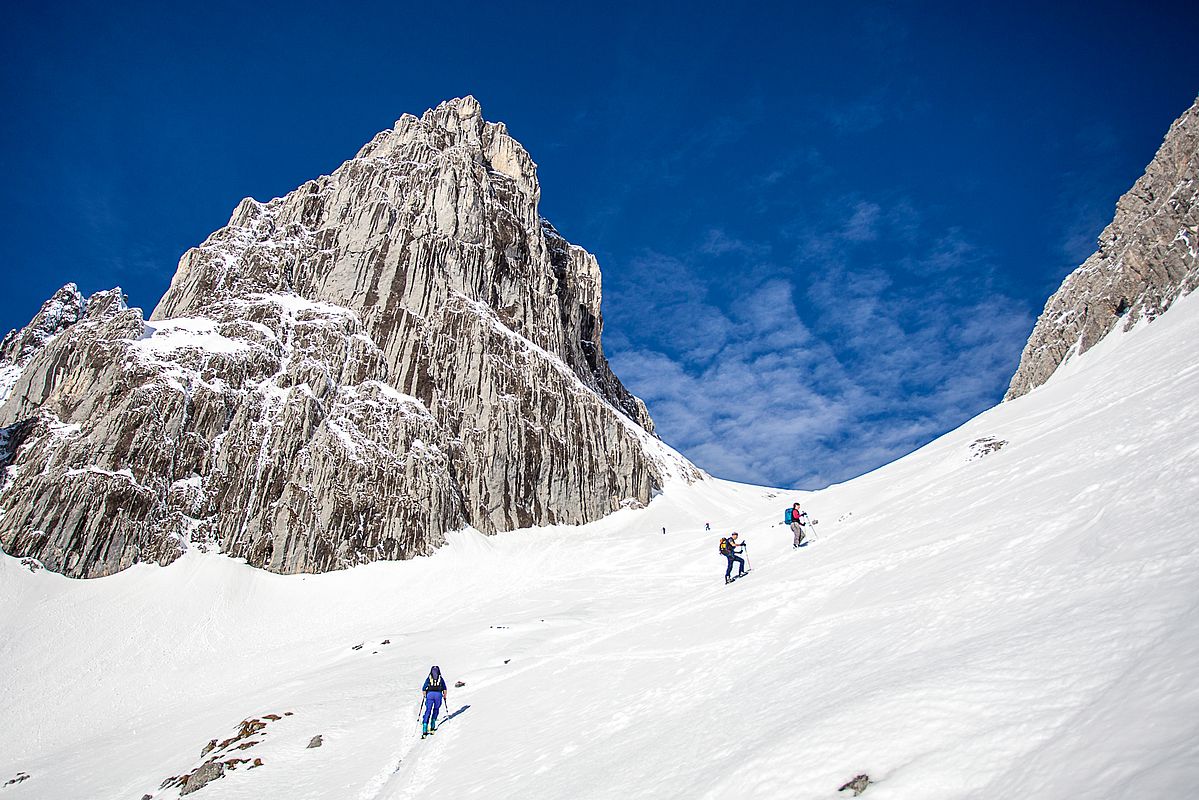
[158,712,291,796]
[1007,96,1199,399]
[0,97,698,578]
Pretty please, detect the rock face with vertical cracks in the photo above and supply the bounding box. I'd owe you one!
[0,97,699,578]
[1006,96,1199,400]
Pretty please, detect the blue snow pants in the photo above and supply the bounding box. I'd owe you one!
[725,553,745,579]
[423,691,443,726]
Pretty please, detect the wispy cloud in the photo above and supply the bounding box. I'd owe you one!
[74,176,173,280]
[908,227,978,275]
[753,147,829,191]
[1053,120,1126,266]
[610,278,850,487]
[699,228,772,258]
[841,201,882,242]
[828,98,886,134]
[1059,213,1105,264]
[607,201,1033,489]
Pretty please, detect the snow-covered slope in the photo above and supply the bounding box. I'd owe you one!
[2,294,1197,798]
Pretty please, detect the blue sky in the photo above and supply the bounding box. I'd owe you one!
[2,1,1197,488]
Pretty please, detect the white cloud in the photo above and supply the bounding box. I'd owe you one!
[699,228,771,259]
[842,201,882,242]
[607,218,1034,489]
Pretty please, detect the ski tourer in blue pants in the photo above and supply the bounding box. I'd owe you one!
[722,533,746,583]
[421,665,448,737]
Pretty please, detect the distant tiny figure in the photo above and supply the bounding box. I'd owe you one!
[705,522,710,530]
[719,532,747,584]
[787,502,809,548]
[662,526,666,535]
[420,665,448,738]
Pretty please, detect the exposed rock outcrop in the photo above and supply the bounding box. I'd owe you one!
[1006,96,1199,399]
[0,97,698,578]
[4,772,32,787]
[178,761,223,796]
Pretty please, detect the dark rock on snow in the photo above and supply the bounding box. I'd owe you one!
[969,437,1007,460]
[179,761,223,796]
[160,714,287,794]
[839,773,873,796]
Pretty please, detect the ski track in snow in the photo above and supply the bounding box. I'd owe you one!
[1,292,1198,799]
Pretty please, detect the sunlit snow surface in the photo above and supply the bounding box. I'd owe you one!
[2,295,1198,799]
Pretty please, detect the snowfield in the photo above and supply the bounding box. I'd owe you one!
[2,293,1198,799]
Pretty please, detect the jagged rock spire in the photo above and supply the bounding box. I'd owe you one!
[0,98,698,578]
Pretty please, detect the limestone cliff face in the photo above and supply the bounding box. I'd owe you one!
[1006,96,1199,400]
[0,97,698,578]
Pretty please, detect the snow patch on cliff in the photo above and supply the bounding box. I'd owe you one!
[0,363,20,406]
[134,319,254,355]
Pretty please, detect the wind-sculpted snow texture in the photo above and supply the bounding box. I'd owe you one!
[0,97,695,578]
[1006,96,1199,399]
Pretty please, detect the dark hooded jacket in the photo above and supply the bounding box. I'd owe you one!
[423,666,446,693]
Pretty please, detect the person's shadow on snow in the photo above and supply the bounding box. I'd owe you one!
[438,705,471,726]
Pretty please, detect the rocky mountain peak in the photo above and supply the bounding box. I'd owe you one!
[0,99,697,579]
[0,283,86,367]
[424,94,485,132]
[1006,96,1199,400]
[0,285,131,407]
